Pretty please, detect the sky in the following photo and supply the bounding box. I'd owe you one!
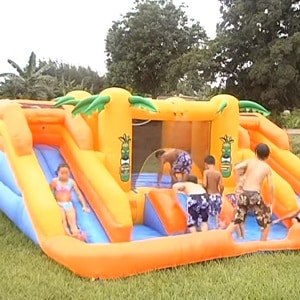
[0,0,221,75]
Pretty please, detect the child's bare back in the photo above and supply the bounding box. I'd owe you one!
[204,169,223,194]
[240,158,271,192]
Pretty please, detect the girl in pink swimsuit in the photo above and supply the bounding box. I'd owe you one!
[50,163,90,241]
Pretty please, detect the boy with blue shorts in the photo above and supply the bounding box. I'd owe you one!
[202,155,224,229]
[155,149,192,186]
[173,175,209,233]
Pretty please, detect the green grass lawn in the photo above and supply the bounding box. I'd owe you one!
[1,210,300,300]
[1,134,300,299]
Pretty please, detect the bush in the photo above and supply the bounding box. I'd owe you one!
[270,109,300,129]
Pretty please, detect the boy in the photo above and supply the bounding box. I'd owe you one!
[155,149,192,187]
[228,143,274,241]
[272,208,300,225]
[202,155,224,229]
[173,175,209,233]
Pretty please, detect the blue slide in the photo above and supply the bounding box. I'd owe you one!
[33,144,110,243]
[0,145,110,245]
[0,151,38,244]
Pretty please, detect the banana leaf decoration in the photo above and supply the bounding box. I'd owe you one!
[72,95,111,116]
[54,95,79,107]
[69,95,107,116]
[128,96,158,113]
[54,93,157,117]
[216,100,228,114]
[239,100,270,116]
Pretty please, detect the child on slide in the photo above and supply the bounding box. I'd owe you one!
[50,163,91,241]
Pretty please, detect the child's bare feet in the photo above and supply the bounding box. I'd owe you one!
[73,230,87,242]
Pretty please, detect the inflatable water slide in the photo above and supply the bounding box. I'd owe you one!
[0,87,300,280]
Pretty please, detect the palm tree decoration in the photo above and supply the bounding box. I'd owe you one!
[239,100,270,116]
[0,52,54,99]
[55,88,158,191]
[216,100,228,114]
[55,93,157,116]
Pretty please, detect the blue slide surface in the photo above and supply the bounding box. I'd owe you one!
[34,144,110,244]
[0,151,38,244]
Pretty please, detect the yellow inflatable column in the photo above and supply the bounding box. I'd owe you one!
[66,90,99,151]
[209,95,240,189]
[98,88,132,192]
[191,121,211,172]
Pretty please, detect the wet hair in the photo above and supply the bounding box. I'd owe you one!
[255,143,270,160]
[55,163,70,175]
[155,150,166,158]
[186,175,198,184]
[204,155,216,165]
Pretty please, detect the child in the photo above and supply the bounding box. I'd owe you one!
[272,208,300,225]
[173,175,209,233]
[202,155,224,229]
[155,149,192,186]
[232,165,246,237]
[227,143,274,241]
[234,166,246,206]
[50,163,90,241]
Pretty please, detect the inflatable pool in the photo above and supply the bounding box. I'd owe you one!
[0,88,300,279]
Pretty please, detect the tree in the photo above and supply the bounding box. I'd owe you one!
[214,0,300,109]
[0,54,108,99]
[38,60,107,96]
[105,0,207,98]
[0,52,55,99]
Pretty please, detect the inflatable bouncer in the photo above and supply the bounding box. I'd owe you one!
[0,87,300,279]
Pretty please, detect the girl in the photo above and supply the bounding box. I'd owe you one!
[50,163,90,241]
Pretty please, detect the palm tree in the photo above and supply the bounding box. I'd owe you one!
[0,52,55,99]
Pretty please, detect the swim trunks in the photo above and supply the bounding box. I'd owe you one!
[172,152,192,174]
[57,201,73,211]
[187,194,209,227]
[233,190,272,228]
[208,194,222,216]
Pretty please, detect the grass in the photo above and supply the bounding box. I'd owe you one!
[1,210,300,300]
[1,135,300,299]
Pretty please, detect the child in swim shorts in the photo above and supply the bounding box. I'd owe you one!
[155,149,192,186]
[202,155,224,229]
[173,175,209,233]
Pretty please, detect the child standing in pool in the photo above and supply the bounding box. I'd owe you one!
[227,143,274,241]
[202,155,224,229]
[50,163,90,241]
